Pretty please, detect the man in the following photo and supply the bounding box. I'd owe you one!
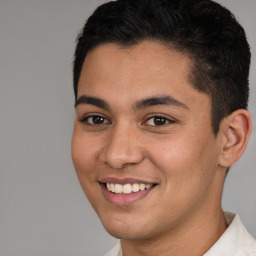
[71,0,256,255]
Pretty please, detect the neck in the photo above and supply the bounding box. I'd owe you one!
[121,208,227,256]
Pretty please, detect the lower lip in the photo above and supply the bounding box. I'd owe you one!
[100,183,156,205]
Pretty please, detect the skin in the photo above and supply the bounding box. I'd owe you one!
[71,41,251,256]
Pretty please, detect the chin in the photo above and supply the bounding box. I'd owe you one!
[99,214,156,240]
[104,226,149,240]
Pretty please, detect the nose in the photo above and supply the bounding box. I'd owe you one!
[100,124,145,169]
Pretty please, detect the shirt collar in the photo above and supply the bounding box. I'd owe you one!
[204,211,256,256]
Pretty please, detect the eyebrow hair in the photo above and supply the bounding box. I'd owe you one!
[75,95,110,110]
[75,94,188,111]
[133,95,188,110]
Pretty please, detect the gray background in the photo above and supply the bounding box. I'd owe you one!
[0,1,255,255]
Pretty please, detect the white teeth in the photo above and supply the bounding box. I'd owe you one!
[123,184,132,194]
[115,184,123,193]
[139,184,146,190]
[132,183,140,192]
[110,183,115,193]
[105,183,153,194]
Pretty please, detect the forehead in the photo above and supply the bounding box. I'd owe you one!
[79,41,190,88]
[80,41,191,81]
[77,41,210,113]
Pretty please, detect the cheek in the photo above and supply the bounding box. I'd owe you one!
[71,130,104,210]
[146,136,219,222]
[71,129,99,179]
[148,131,218,189]
[149,135,198,174]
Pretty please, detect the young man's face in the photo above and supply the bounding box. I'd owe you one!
[72,41,226,240]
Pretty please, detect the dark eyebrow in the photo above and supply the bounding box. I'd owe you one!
[75,95,110,110]
[133,95,188,110]
[75,94,188,111]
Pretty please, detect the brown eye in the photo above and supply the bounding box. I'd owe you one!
[91,116,105,124]
[153,117,167,125]
[81,115,110,125]
[145,116,174,126]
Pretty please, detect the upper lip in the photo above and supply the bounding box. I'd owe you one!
[98,177,157,185]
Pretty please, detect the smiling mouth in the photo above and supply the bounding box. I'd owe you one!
[99,181,157,205]
[104,182,155,194]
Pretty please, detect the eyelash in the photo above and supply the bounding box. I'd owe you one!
[79,115,111,126]
[143,115,175,126]
[79,114,175,127]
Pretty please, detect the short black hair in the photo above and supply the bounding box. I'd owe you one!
[73,0,251,134]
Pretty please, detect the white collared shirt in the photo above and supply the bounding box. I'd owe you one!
[104,212,256,256]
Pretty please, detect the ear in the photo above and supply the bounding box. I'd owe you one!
[218,109,252,168]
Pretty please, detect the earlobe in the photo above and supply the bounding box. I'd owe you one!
[218,109,252,168]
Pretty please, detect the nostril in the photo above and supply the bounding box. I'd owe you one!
[103,151,146,169]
